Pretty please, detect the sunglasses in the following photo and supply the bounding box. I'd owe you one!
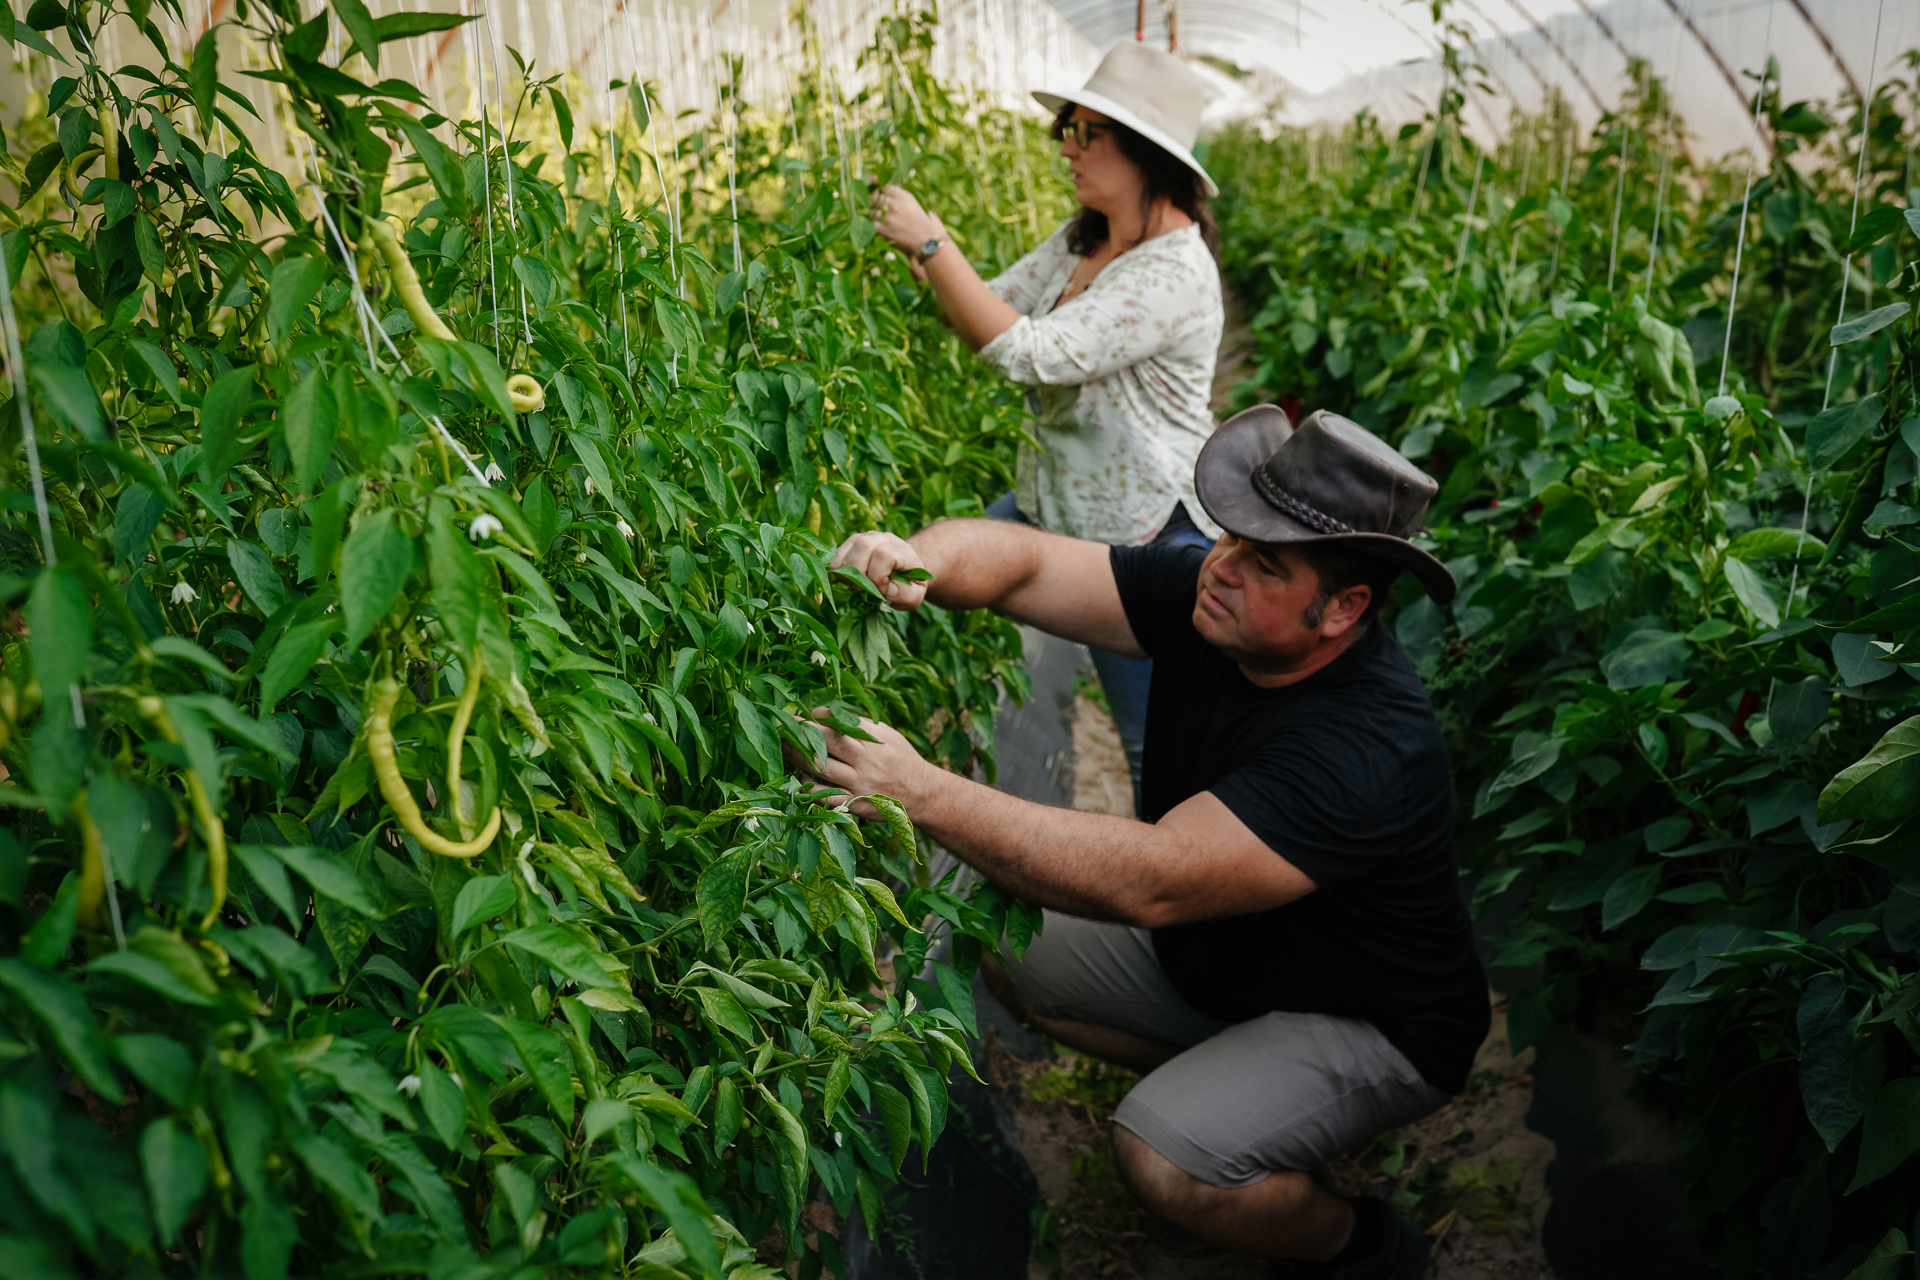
[1050,118,1114,150]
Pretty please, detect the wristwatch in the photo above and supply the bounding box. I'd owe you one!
[917,236,947,264]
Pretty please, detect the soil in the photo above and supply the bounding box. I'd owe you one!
[991,697,1561,1280]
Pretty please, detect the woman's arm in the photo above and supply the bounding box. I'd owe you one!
[871,185,1021,352]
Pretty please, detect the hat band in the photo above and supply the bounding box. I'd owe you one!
[1250,466,1356,536]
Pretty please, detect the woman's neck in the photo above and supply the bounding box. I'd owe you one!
[1099,196,1192,252]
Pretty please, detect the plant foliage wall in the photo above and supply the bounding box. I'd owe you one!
[0,1,1075,1276]
[1209,45,1920,1279]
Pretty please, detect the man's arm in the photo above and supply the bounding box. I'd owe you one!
[831,519,1145,658]
[800,717,1316,928]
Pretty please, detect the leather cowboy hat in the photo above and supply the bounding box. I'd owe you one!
[1194,409,1458,605]
[1033,42,1218,199]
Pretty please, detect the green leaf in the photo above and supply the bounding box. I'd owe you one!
[226,538,290,615]
[1841,1229,1912,1280]
[872,1079,912,1171]
[0,1077,91,1237]
[1805,394,1883,471]
[1600,863,1661,930]
[141,1118,209,1245]
[189,27,218,132]
[497,924,618,988]
[340,508,414,648]
[260,614,338,713]
[1848,1079,1920,1192]
[1819,719,1920,825]
[372,10,475,40]
[454,340,516,421]
[1725,527,1825,560]
[489,1015,575,1125]
[308,476,357,584]
[1830,302,1909,347]
[427,501,484,653]
[282,372,338,497]
[387,112,465,215]
[1600,629,1689,690]
[865,794,915,849]
[111,1034,196,1108]
[512,255,554,308]
[292,1131,382,1221]
[612,1156,723,1278]
[1722,557,1779,628]
[856,876,917,932]
[1499,312,1562,369]
[549,87,574,148]
[695,849,752,948]
[1798,973,1882,1151]
[87,951,216,1005]
[230,843,299,923]
[128,340,182,403]
[30,363,106,442]
[450,874,516,935]
[0,959,121,1102]
[259,845,383,917]
[690,985,755,1040]
[417,1059,466,1148]
[111,483,166,565]
[197,364,258,481]
[333,0,381,69]
[653,295,698,354]
[267,255,329,341]
[28,566,90,700]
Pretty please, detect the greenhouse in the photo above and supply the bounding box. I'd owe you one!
[0,0,1915,1277]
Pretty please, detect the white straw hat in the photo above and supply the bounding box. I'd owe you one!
[1034,42,1218,199]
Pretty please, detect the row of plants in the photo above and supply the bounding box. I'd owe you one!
[1208,35,1920,1280]
[0,1,1074,1276]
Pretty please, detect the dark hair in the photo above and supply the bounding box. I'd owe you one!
[1052,102,1219,262]
[1291,541,1401,629]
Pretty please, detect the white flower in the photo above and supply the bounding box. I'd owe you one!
[584,475,596,496]
[810,650,828,666]
[886,251,898,262]
[616,519,635,540]
[326,603,337,613]
[765,316,779,329]
[576,553,588,564]
[468,514,503,542]
[170,581,198,604]
[396,1074,422,1097]
[482,461,507,483]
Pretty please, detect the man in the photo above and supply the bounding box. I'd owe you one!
[811,410,1489,1279]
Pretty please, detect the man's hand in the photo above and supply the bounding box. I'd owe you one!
[789,709,942,821]
[830,531,932,609]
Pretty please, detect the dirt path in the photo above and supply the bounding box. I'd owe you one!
[1000,697,1558,1280]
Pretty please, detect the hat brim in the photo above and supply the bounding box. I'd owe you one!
[1032,88,1219,199]
[1193,410,1458,606]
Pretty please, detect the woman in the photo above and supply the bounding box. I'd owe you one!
[871,41,1225,813]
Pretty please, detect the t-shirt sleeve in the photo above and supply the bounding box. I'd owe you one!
[1208,722,1422,889]
[1110,543,1208,660]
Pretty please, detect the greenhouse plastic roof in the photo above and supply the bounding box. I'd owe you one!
[1040,0,1920,156]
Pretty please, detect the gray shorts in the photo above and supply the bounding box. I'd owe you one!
[999,910,1451,1189]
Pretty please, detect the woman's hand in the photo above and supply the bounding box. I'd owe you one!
[870,184,945,274]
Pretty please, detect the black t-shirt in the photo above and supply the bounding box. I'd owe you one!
[1112,543,1489,1094]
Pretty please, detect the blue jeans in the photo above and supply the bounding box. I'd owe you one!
[985,493,1213,815]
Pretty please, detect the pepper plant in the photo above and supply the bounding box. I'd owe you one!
[0,2,1072,1276]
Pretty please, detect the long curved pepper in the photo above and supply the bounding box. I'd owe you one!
[366,678,501,858]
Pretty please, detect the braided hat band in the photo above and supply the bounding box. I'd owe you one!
[1250,464,1356,536]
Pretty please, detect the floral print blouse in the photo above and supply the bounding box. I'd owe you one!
[979,220,1223,546]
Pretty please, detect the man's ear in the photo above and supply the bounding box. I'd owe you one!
[1319,584,1372,638]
